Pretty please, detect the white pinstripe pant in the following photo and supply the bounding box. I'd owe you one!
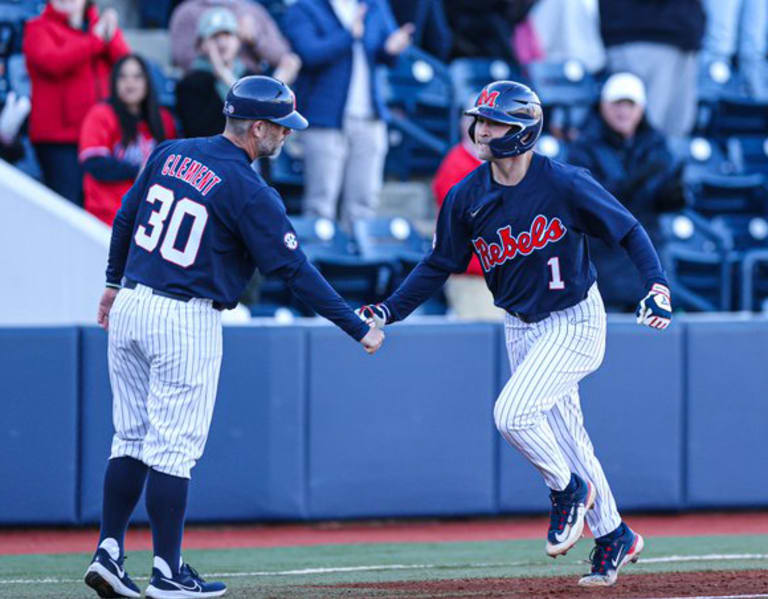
[107,284,223,479]
[494,283,621,537]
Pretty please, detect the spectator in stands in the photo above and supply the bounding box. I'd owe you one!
[390,0,452,61]
[169,0,302,83]
[444,0,537,63]
[567,72,683,311]
[702,0,768,98]
[176,7,248,138]
[23,0,130,206]
[432,101,504,320]
[283,0,413,227]
[0,91,31,166]
[530,0,605,75]
[600,0,705,137]
[79,54,176,226]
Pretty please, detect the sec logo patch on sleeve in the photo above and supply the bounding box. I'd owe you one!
[284,232,299,250]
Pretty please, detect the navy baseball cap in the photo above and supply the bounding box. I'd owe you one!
[223,75,308,130]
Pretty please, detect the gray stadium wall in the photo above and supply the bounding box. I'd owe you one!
[1,317,767,525]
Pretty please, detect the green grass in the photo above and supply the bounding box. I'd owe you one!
[1,535,767,598]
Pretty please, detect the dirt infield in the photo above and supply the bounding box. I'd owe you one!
[318,570,768,598]
[2,511,768,555]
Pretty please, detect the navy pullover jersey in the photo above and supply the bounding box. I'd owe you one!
[386,153,667,321]
[106,135,368,340]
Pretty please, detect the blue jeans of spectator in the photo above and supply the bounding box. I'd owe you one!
[34,142,83,207]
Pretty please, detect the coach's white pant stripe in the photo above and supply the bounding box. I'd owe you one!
[494,284,621,537]
[108,285,223,479]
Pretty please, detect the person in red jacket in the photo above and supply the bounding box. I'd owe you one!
[432,107,504,320]
[79,54,177,226]
[23,0,130,206]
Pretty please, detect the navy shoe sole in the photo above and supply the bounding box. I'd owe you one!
[84,562,141,599]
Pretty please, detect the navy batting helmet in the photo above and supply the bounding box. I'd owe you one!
[223,75,308,130]
[464,81,543,158]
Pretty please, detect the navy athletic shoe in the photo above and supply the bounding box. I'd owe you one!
[84,541,141,598]
[145,560,227,598]
[578,523,644,586]
[545,473,595,558]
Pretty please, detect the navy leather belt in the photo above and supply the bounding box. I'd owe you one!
[123,279,225,311]
[510,311,550,324]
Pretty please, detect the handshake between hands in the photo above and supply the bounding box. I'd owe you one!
[355,304,389,355]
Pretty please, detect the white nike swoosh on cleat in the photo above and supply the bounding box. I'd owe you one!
[611,547,626,568]
[162,578,202,592]
[108,558,125,578]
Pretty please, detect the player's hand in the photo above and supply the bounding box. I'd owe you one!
[94,8,118,41]
[360,325,385,355]
[385,22,414,55]
[97,287,119,331]
[355,303,389,329]
[636,283,672,330]
[273,52,302,85]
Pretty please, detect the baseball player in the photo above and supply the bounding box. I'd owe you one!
[84,75,385,599]
[357,81,672,587]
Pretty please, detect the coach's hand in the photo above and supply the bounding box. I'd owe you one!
[97,287,119,331]
[636,283,672,330]
[361,326,385,355]
[355,303,389,329]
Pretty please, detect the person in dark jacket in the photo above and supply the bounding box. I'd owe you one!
[444,0,537,62]
[599,0,705,136]
[176,6,249,137]
[390,0,452,61]
[568,72,683,311]
[282,0,413,227]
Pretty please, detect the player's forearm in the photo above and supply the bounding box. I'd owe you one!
[105,213,133,285]
[620,224,668,290]
[279,259,369,341]
[382,260,450,323]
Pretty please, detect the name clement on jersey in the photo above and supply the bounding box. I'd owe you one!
[160,153,223,196]
[472,214,567,272]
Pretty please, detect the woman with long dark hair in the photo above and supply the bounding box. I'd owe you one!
[79,54,177,225]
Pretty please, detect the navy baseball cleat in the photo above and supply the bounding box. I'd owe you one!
[145,559,227,598]
[578,522,644,586]
[84,539,141,598]
[545,473,595,558]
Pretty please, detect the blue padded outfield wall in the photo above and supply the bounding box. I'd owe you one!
[1,317,767,524]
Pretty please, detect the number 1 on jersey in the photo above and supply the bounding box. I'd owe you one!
[547,256,565,290]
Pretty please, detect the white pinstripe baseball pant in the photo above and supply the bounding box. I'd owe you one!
[494,283,622,537]
[107,284,223,479]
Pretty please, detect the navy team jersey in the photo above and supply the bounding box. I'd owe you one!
[386,153,667,321]
[106,134,368,340]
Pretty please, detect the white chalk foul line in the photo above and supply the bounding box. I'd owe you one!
[1,553,767,586]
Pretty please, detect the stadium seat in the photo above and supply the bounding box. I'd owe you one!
[666,136,736,182]
[353,216,430,288]
[706,98,768,139]
[658,212,733,311]
[377,46,454,179]
[255,217,397,313]
[449,57,522,107]
[526,59,598,137]
[684,172,768,217]
[727,135,768,176]
[740,250,768,311]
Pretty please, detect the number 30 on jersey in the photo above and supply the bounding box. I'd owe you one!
[134,184,209,267]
